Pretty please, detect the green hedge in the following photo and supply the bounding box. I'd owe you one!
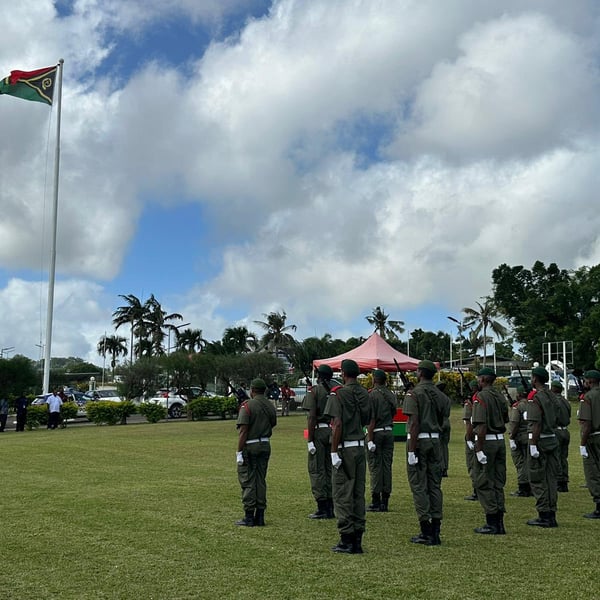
[86,401,137,426]
[26,405,49,429]
[187,395,238,420]
[138,402,168,423]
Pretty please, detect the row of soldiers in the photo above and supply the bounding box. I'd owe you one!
[233,361,600,552]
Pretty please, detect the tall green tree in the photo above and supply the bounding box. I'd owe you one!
[253,311,297,357]
[143,294,184,356]
[97,335,128,380]
[462,297,508,366]
[222,326,258,354]
[365,306,405,341]
[175,328,207,353]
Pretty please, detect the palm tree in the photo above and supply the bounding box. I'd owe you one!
[97,334,128,380]
[253,311,297,358]
[462,297,508,366]
[143,294,184,355]
[222,326,258,354]
[112,294,146,363]
[365,306,405,341]
[175,328,207,353]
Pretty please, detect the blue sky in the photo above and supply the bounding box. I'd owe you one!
[1,0,600,365]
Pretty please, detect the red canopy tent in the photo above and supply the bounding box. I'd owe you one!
[312,333,419,373]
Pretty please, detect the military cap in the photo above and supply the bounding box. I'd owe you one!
[341,359,360,377]
[417,359,437,373]
[317,364,333,377]
[372,369,386,381]
[477,367,496,377]
[250,378,267,391]
[551,381,563,391]
[584,369,600,381]
[531,367,549,382]
[469,379,479,390]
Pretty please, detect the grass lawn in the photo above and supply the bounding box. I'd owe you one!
[1,407,599,599]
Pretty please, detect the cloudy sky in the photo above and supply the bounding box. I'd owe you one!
[1,0,600,365]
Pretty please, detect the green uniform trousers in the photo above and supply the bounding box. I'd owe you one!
[473,440,506,515]
[465,442,476,487]
[583,435,600,504]
[440,421,450,473]
[367,430,394,495]
[528,438,559,513]
[555,428,570,484]
[332,445,366,535]
[308,426,332,502]
[407,439,443,522]
[238,442,271,511]
[510,440,529,485]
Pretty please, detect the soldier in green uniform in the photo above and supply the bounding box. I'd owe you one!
[235,378,277,527]
[578,369,600,519]
[509,386,532,497]
[302,364,335,519]
[324,359,370,554]
[472,367,509,535]
[437,381,451,478]
[463,379,479,501]
[526,367,560,528]
[403,359,449,546]
[551,380,571,493]
[365,369,397,512]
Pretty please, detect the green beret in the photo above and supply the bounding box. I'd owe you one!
[584,370,600,381]
[531,367,549,382]
[341,359,360,377]
[372,369,386,381]
[317,364,333,378]
[250,378,267,391]
[551,381,563,391]
[469,380,479,390]
[477,367,496,377]
[417,360,437,373]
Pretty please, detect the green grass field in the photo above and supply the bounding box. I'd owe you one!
[1,407,599,599]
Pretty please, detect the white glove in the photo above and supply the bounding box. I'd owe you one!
[367,441,376,453]
[331,452,342,470]
[466,440,475,451]
[476,451,487,465]
[307,441,317,455]
[580,445,589,458]
[407,451,418,466]
[529,445,540,458]
[509,439,517,451]
[236,451,244,466]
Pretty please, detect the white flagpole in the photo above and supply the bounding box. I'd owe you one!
[42,59,64,394]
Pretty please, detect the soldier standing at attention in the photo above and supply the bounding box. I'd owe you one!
[365,369,397,512]
[235,378,277,527]
[551,380,571,493]
[463,379,479,501]
[578,369,600,519]
[325,359,370,554]
[436,381,451,478]
[472,367,509,535]
[509,386,532,497]
[403,359,449,546]
[526,367,560,528]
[302,365,334,519]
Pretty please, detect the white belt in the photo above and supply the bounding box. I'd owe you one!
[417,432,439,439]
[316,423,330,429]
[555,426,568,430]
[246,437,270,444]
[373,426,393,432]
[479,433,504,441]
[539,433,556,439]
[338,440,365,449]
[591,431,600,436]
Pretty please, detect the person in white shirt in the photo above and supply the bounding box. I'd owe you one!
[46,390,63,429]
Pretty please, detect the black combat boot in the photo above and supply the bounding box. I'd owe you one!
[254,508,265,526]
[430,518,442,545]
[353,531,364,554]
[381,492,390,512]
[584,503,600,519]
[464,489,478,501]
[547,511,558,528]
[309,499,328,519]
[496,511,506,534]
[325,498,335,519]
[557,481,569,493]
[410,520,433,545]
[511,483,530,497]
[235,510,255,527]
[527,511,552,527]
[367,493,381,512]
[474,513,498,535]
[331,533,354,554]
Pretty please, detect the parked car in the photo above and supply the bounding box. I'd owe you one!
[82,389,123,403]
[147,392,188,419]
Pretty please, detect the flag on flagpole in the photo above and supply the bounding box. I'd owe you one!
[0,66,57,105]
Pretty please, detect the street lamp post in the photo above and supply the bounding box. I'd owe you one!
[166,322,190,418]
[0,346,15,358]
[447,316,464,394]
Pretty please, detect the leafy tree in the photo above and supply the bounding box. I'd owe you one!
[365,306,405,341]
[117,357,162,401]
[253,311,297,358]
[97,335,128,380]
[408,329,450,362]
[462,297,508,366]
[222,326,258,354]
[175,328,207,353]
[215,353,285,392]
[112,294,146,362]
[143,294,183,356]
[0,355,38,396]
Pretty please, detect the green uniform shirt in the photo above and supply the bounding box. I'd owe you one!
[509,398,528,439]
[578,387,600,430]
[236,394,277,439]
[472,387,508,433]
[368,385,397,428]
[462,396,474,421]
[324,382,370,441]
[302,382,331,423]
[527,388,557,435]
[402,380,446,434]
[553,392,571,427]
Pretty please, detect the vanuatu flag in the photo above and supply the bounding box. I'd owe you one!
[0,66,57,105]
